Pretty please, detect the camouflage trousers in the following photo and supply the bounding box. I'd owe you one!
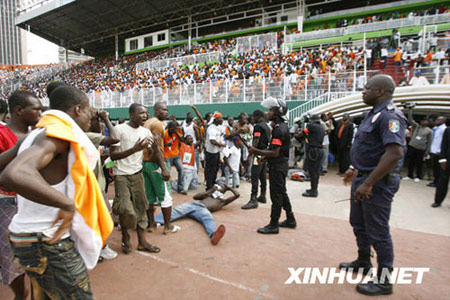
[10,236,93,300]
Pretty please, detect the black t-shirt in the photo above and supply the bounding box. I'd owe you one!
[253,120,270,150]
[306,122,325,148]
[268,121,290,164]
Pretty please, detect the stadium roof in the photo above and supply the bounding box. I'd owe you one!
[15,0,297,57]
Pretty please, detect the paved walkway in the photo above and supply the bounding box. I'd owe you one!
[1,166,449,299]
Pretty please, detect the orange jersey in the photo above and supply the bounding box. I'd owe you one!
[163,129,181,158]
[180,143,195,168]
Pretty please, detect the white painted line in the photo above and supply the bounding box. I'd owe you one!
[137,251,278,300]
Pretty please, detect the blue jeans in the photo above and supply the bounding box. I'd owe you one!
[181,168,198,191]
[224,166,240,188]
[195,148,200,173]
[154,202,216,236]
[166,156,183,191]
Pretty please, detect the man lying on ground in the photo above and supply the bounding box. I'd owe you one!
[154,184,240,245]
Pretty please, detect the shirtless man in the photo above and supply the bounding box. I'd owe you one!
[154,184,240,245]
[0,86,110,299]
[0,91,41,300]
[143,102,178,234]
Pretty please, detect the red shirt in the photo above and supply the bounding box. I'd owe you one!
[0,124,18,196]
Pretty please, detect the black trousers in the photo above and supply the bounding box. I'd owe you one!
[431,153,441,184]
[337,147,351,174]
[407,146,425,179]
[251,160,267,197]
[305,148,324,191]
[434,166,450,205]
[205,151,219,191]
[269,160,292,222]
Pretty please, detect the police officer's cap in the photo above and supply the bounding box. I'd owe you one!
[310,114,320,121]
[261,97,288,116]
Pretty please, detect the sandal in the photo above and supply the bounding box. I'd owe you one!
[137,245,161,253]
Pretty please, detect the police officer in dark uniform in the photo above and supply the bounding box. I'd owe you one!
[295,114,325,197]
[339,75,406,296]
[248,97,296,233]
[242,109,270,209]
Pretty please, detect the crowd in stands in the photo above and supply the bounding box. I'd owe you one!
[307,3,450,31]
[1,5,449,102]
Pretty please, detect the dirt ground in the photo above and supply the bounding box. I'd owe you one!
[1,167,449,300]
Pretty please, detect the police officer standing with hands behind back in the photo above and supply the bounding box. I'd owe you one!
[295,114,325,197]
[339,75,406,296]
[248,97,296,234]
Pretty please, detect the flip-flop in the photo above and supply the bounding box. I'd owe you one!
[163,225,181,235]
[137,245,161,253]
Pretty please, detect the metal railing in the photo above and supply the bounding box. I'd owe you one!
[287,64,450,125]
[236,32,278,54]
[136,52,222,72]
[0,63,70,98]
[59,70,379,109]
[285,14,450,44]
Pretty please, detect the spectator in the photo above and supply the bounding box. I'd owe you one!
[409,71,430,86]
[164,121,184,192]
[403,109,433,182]
[222,136,243,188]
[179,135,198,194]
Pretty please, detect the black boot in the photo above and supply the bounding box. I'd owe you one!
[356,267,393,296]
[256,194,266,203]
[302,189,318,197]
[339,250,373,275]
[279,212,297,229]
[241,195,258,210]
[257,219,279,234]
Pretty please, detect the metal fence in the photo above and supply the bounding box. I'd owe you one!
[236,32,278,54]
[135,52,222,72]
[285,13,450,44]
[73,70,379,109]
[0,63,70,98]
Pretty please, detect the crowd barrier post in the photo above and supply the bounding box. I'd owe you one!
[209,81,212,103]
[225,80,229,103]
[243,78,246,102]
[194,82,197,104]
[304,73,308,101]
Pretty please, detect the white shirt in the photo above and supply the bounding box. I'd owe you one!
[222,145,241,172]
[9,128,70,238]
[112,123,152,176]
[409,76,430,86]
[182,121,196,144]
[431,124,447,154]
[206,123,224,154]
[381,48,388,57]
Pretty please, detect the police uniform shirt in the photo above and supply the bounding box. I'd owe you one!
[351,101,406,172]
[268,121,290,163]
[305,123,325,148]
[253,120,270,150]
